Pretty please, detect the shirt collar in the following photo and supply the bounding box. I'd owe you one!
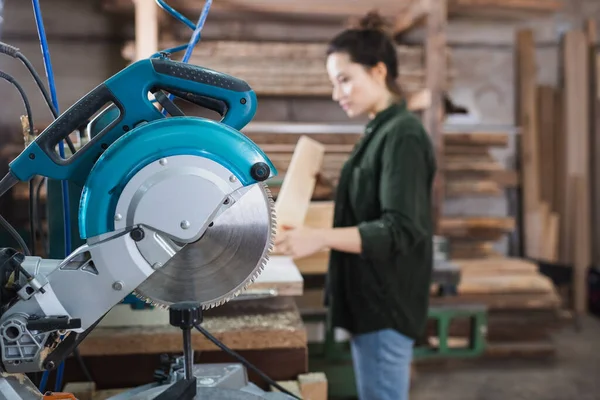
[365,100,407,135]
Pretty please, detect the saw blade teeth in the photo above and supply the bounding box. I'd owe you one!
[135,181,277,311]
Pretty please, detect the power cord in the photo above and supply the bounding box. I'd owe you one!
[0,70,34,256]
[0,41,76,154]
[194,323,302,399]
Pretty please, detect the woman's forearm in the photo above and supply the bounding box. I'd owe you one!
[321,227,362,254]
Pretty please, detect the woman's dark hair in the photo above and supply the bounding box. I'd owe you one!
[326,11,402,97]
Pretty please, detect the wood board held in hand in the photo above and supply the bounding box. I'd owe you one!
[274,136,325,229]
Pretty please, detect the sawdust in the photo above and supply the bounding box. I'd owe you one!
[200,311,303,333]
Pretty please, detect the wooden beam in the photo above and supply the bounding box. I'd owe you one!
[422,0,447,234]
[395,0,430,34]
[515,29,541,259]
[105,0,419,19]
[586,19,600,266]
[561,30,590,317]
[448,0,563,18]
[133,0,158,60]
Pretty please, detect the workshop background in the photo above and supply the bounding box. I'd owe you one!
[0,0,599,399]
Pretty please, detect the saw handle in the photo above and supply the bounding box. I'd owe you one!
[34,84,118,162]
[8,58,257,185]
[149,58,254,127]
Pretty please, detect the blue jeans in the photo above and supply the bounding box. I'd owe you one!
[350,328,414,400]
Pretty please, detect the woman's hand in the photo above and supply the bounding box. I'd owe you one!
[274,225,326,259]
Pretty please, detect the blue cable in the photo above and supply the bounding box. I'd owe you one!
[154,0,196,30]
[158,0,212,116]
[31,0,70,393]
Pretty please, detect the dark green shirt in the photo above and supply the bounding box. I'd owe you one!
[325,101,437,340]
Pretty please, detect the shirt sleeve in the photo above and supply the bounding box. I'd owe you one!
[357,130,433,263]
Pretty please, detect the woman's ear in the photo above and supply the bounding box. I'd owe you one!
[370,62,388,86]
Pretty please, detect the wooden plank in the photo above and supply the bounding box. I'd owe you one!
[423,0,447,234]
[122,40,455,97]
[443,132,509,147]
[395,0,430,34]
[449,0,562,14]
[446,179,503,197]
[562,30,590,267]
[448,240,501,259]
[454,257,539,275]
[439,217,515,240]
[587,20,600,266]
[133,0,158,60]
[248,256,304,297]
[274,136,325,229]
[457,274,555,295]
[574,176,590,317]
[515,29,541,259]
[536,85,557,210]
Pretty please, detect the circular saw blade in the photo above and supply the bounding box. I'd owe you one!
[134,182,275,310]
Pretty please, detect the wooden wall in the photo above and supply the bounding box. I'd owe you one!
[0,0,599,256]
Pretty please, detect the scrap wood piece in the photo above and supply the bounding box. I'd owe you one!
[274,136,325,229]
[298,372,328,400]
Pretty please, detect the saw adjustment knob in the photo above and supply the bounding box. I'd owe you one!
[250,162,270,181]
[169,301,202,329]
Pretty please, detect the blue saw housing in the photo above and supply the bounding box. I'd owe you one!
[79,117,275,239]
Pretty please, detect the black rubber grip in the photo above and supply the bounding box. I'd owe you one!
[167,88,228,116]
[151,58,250,92]
[37,84,114,159]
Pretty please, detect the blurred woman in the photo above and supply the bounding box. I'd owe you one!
[275,11,437,400]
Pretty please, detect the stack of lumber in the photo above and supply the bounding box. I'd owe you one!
[515,23,598,317]
[293,199,565,357]
[121,40,455,98]
[429,258,566,357]
[243,124,517,258]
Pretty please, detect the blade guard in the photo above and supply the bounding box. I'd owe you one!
[8,57,258,187]
[78,117,277,240]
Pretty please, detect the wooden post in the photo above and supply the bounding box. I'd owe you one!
[423,0,447,234]
[134,0,158,61]
[586,20,600,267]
[515,29,541,259]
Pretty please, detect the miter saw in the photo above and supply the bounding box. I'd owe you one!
[0,35,298,400]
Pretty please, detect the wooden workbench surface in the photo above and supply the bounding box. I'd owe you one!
[82,297,307,357]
